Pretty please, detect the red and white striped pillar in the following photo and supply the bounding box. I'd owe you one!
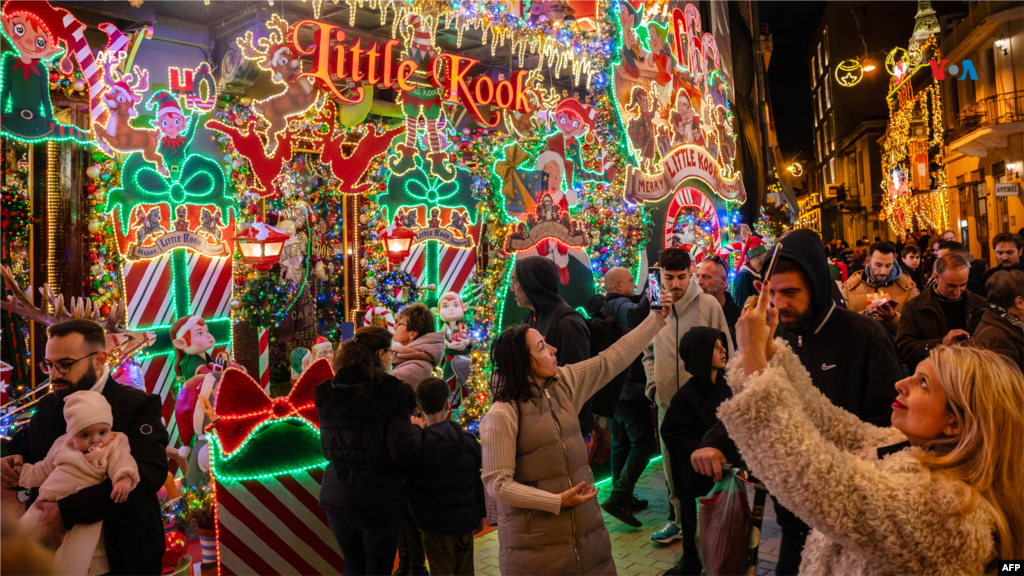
[258,327,270,393]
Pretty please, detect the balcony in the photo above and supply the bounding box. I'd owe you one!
[949,90,1024,158]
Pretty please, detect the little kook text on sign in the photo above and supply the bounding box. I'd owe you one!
[289,19,533,126]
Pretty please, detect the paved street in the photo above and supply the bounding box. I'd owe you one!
[473,460,782,576]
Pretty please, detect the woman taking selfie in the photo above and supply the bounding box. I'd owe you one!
[316,326,423,576]
[481,294,671,576]
[721,284,1023,575]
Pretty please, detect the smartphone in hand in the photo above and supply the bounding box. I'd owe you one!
[648,267,663,311]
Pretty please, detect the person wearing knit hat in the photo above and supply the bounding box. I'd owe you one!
[147,90,199,177]
[732,235,768,308]
[17,391,140,576]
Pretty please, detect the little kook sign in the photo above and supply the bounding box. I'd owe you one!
[625,145,747,204]
[289,19,532,126]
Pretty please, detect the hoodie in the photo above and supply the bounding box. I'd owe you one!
[516,257,594,435]
[391,331,445,389]
[660,327,732,481]
[773,229,901,427]
[643,276,733,412]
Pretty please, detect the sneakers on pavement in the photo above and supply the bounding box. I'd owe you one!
[650,521,683,544]
[601,496,642,528]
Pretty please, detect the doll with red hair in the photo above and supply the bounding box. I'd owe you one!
[0,1,93,142]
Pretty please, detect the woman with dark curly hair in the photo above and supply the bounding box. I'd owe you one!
[481,299,671,575]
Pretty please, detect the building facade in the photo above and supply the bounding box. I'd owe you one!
[805,1,918,242]
[939,1,1024,264]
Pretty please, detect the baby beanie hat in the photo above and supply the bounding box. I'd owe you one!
[64,390,114,436]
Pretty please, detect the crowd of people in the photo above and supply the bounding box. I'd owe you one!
[1,227,1021,576]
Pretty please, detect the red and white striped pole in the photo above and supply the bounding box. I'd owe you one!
[258,327,270,393]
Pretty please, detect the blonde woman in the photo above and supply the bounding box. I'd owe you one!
[722,284,1023,575]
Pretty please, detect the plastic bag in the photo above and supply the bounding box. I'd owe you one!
[696,469,753,576]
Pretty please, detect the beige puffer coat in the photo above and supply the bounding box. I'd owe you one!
[482,313,667,576]
[718,342,999,576]
[842,271,920,336]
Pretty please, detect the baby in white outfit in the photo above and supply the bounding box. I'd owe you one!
[18,390,140,576]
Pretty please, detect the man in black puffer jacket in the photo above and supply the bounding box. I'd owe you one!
[315,326,428,576]
[408,378,485,576]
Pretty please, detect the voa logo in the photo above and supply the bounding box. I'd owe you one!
[929,59,978,80]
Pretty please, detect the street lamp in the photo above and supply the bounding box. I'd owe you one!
[379,226,417,264]
[235,221,290,271]
[995,37,1008,56]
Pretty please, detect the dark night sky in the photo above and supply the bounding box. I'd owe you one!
[760,1,825,163]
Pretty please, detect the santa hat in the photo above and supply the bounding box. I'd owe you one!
[64,391,113,437]
[147,90,183,119]
[735,235,768,272]
[311,336,333,357]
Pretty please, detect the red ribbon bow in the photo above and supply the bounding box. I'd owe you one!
[212,359,334,456]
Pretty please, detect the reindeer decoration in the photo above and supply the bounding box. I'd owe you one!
[94,53,162,170]
[238,14,320,155]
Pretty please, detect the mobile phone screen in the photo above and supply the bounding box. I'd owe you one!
[648,267,663,311]
[762,242,783,280]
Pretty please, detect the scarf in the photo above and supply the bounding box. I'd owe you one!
[989,304,1024,333]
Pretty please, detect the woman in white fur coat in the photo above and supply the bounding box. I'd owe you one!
[721,282,1023,575]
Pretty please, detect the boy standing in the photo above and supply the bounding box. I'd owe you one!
[410,378,486,576]
[660,327,730,576]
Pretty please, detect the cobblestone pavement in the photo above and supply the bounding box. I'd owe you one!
[473,460,782,576]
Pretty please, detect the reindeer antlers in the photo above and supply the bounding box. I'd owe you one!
[100,51,149,98]
[238,13,290,66]
[0,266,125,333]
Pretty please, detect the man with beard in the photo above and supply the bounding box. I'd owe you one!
[754,229,901,575]
[0,320,169,575]
[841,241,920,337]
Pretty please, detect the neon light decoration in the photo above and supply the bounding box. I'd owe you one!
[0,1,97,144]
[835,60,864,87]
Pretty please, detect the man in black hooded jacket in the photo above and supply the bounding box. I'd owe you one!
[511,257,594,438]
[754,228,902,575]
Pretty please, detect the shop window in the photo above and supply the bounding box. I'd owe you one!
[811,56,817,88]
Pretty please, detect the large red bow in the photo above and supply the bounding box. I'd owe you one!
[212,359,334,456]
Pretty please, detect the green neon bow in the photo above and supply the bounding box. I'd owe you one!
[105,152,236,235]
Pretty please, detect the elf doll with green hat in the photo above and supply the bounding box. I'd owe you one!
[147,90,199,178]
[732,235,768,307]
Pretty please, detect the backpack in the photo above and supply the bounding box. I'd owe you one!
[584,296,631,417]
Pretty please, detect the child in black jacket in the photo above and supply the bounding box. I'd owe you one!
[409,378,486,576]
[660,327,731,576]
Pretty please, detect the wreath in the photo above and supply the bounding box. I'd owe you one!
[371,271,423,312]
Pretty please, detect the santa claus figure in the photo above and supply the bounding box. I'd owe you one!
[311,336,334,362]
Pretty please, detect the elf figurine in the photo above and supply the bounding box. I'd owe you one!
[289,346,312,387]
[388,12,454,181]
[173,357,226,570]
[170,315,220,382]
[147,90,199,178]
[0,2,93,142]
[436,292,472,409]
[311,336,334,363]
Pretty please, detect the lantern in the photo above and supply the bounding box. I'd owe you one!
[380,226,417,264]
[235,222,290,271]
